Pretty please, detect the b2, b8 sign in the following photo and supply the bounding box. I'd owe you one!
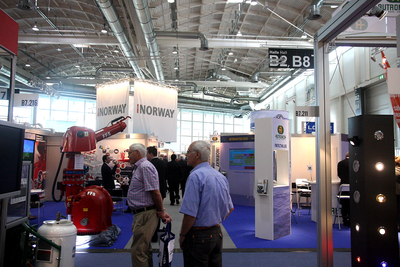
[269,48,314,69]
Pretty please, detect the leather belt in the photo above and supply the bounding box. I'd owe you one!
[132,205,156,215]
[191,224,220,230]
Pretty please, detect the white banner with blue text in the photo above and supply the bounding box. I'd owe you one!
[133,81,177,142]
[96,81,130,132]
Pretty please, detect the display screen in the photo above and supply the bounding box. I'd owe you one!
[23,139,34,162]
[229,149,255,170]
[0,121,24,198]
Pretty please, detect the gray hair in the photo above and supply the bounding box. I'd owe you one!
[129,143,146,158]
[191,140,210,162]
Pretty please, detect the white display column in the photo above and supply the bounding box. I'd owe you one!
[254,116,290,240]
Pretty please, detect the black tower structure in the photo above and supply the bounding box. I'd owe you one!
[348,115,399,266]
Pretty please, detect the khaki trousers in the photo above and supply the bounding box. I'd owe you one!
[131,209,158,267]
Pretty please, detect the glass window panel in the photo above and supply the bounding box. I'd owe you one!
[13,107,32,124]
[51,110,68,121]
[214,124,223,134]
[204,122,213,137]
[192,111,203,121]
[181,136,192,152]
[214,113,223,123]
[234,125,243,133]
[192,122,203,138]
[225,114,234,124]
[204,113,213,123]
[181,121,192,135]
[51,98,68,111]
[68,111,84,126]
[36,109,50,128]
[181,110,192,120]
[38,95,51,109]
[234,117,243,125]
[225,124,233,133]
[69,99,85,112]
[85,113,96,130]
[85,100,96,114]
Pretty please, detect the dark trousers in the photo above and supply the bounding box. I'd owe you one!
[182,225,223,267]
[168,182,180,204]
[397,194,400,229]
[340,199,350,226]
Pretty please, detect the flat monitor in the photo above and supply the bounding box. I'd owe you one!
[23,139,35,162]
[0,120,25,200]
[229,148,255,170]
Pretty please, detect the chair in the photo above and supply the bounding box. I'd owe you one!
[107,189,124,214]
[333,184,350,230]
[296,178,311,217]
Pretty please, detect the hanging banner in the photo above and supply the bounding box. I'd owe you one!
[133,81,177,142]
[387,68,400,129]
[96,81,130,131]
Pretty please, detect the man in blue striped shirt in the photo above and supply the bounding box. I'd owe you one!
[127,143,171,267]
[179,140,234,267]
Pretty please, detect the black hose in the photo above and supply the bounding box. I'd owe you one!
[52,152,64,202]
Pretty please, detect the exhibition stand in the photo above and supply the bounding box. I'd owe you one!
[254,113,290,240]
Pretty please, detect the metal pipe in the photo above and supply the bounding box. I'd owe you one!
[156,31,209,51]
[131,0,164,82]
[95,0,144,79]
[95,67,135,78]
[308,0,324,20]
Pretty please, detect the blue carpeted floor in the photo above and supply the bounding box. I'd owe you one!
[29,201,351,250]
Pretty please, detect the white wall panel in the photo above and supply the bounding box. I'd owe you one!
[343,49,356,90]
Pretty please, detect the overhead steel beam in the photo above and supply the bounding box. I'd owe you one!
[18,35,312,49]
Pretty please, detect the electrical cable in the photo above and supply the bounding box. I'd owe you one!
[51,152,64,202]
[334,46,356,116]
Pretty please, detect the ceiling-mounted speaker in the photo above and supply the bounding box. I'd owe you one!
[16,0,32,10]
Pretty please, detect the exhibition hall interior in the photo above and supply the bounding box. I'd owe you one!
[1,0,400,266]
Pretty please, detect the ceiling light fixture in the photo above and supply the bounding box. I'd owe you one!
[32,22,39,31]
[250,0,257,6]
[172,47,178,54]
[301,32,307,39]
[56,45,62,52]
[221,66,226,70]
[228,51,234,56]
[366,6,388,21]
[25,62,31,67]
[101,24,108,34]
[168,0,174,3]
[113,46,119,53]
[75,61,80,68]
[236,31,242,36]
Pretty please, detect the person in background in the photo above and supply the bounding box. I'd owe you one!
[127,143,171,267]
[179,140,234,267]
[147,146,168,242]
[394,156,400,231]
[337,152,350,227]
[101,154,118,190]
[179,156,193,197]
[167,154,182,205]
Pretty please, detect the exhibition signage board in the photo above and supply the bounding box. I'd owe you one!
[0,9,18,55]
[0,89,7,100]
[295,106,319,117]
[269,48,314,69]
[220,135,255,143]
[133,81,177,142]
[13,94,39,107]
[272,117,289,150]
[305,122,334,134]
[96,81,130,132]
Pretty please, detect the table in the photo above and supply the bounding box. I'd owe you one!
[309,180,341,222]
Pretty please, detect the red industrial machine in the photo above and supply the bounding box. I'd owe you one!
[53,116,130,234]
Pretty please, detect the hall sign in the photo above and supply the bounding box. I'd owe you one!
[269,48,314,69]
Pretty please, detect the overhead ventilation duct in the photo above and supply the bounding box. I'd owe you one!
[308,0,323,20]
[156,31,209,51]
[95,67,135,78]
[131,0,164,82]
[95,0,144,79]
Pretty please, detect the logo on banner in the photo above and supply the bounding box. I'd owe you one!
[275,125,286,140]
[97,104,127,117]
[136,104,175,118]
